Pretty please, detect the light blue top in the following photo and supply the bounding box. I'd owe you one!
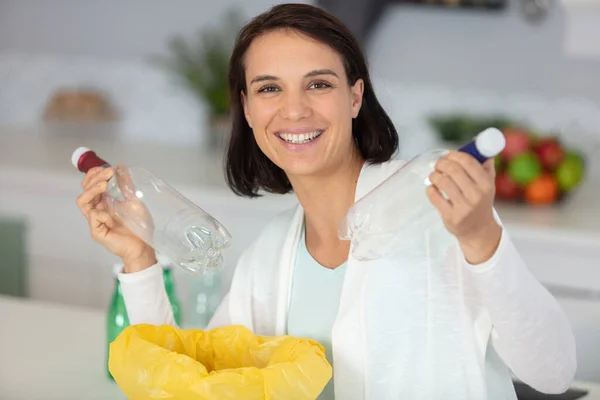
[286,225,512,400]
[287,224,347,400]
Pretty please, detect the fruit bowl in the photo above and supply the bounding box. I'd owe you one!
[493,127,586,206]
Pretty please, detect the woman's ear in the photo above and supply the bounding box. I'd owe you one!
[350,79,364,118]
[241,91,253,128]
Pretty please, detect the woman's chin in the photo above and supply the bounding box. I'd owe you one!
[280,159,326,179]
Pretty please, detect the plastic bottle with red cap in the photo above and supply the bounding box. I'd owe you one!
[71,147,232,275]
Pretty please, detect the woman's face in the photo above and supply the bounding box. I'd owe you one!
[242,29,364,179]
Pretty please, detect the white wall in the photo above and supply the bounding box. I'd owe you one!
[1,0,599,151]
[368,1,600,103]
[0,0,312,146]
[0,0,308,58]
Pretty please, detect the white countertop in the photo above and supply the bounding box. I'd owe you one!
[0,295,124,400]
[1,295,600,399]
[492,182,600,247]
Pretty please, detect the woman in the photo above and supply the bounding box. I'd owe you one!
[77,3,576,399]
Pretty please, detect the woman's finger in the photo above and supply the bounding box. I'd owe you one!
[89,209,115,241]
[426,185,452,218]
[96,200,107,212]
[114,165,139,201]
[428,170,466,207]
[76,181,107,217]
[446,152,490,189]
[434,158,481,205]
[482,158,496,178]
[81,167,106,189]
[83,167,114,191]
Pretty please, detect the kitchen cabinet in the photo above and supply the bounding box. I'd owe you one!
[0,216,27,297]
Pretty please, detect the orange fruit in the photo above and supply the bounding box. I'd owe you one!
[524,174,559,205]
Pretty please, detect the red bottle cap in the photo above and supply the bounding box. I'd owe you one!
[71,147,110,173]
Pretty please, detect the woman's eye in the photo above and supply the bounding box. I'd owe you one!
[309,81,332,90]
[258,85,280,93]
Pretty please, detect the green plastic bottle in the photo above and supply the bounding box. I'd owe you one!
[106,265,130,381]
[163,264,182,326]
[106,262,182,381]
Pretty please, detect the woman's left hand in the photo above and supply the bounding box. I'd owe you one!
[426,151,503,265]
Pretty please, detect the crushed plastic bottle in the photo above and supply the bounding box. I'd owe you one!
[72,147,232,275]
[339,127,506,261]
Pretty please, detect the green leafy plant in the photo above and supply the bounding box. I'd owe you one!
[153,9,244,117]
[429,114,517,143]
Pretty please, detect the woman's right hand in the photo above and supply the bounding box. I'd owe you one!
[76,166,157,273]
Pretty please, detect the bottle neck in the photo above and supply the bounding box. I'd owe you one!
[115,279,123,294]
[78,150,110,173]
[111,279,125,306]
[112,265,124,296]
[162,267,174,289]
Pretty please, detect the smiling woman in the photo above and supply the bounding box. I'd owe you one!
[225,5,398,198]
[249,66,342,149]
[75,3,577,400]
[241,30,364,184]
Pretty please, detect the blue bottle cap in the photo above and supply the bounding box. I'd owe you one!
[458,127,506,163]
[476,128,506,158]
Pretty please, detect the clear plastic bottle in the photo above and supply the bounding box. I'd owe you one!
[72,147,232,275]
[187,270,222,329]
[338,127,506,261]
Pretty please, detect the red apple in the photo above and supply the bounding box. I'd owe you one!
[495,171,522,200]
[534,138,565,170]
[501,128,531,161]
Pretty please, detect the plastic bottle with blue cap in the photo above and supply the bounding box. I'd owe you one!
[338,127,506,261]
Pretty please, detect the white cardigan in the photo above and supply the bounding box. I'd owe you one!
[120,160,576,400]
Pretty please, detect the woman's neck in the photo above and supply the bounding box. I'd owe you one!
[288,153,364,266]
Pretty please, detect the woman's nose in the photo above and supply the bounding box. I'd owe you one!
[279,90,311,121]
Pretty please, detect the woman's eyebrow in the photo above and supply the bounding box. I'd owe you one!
[250,69,339,85]
[250,74,278,84]
[304,69,338,78]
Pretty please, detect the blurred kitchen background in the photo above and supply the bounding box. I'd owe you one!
[1,0,600,398]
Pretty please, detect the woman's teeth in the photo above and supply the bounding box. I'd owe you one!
[279,130,323,144]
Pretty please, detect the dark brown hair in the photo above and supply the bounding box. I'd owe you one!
[225,3,399,197]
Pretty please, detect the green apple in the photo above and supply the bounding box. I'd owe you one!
[555,152,585,192]
[508,152,542,186]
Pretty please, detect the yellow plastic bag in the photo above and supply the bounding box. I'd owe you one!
[108,324,332,400]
